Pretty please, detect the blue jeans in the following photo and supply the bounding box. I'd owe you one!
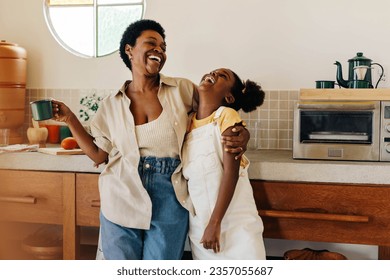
[100,157,189,260]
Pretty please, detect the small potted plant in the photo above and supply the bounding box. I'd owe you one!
[79,92,102,122]
[79,92,102,134]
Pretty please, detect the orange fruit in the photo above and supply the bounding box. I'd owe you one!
[61,137,78,150]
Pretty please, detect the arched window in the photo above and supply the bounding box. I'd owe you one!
[43,0,146,58]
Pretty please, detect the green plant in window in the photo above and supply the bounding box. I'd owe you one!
[79,93,102,122]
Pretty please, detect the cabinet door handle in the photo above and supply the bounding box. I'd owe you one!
[0,196,37,204]
[258,209,369,223]
[91,199,100,207]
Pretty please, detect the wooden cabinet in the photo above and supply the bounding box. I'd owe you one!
[0,169,75,260]
[251,180,390,260]
[76,174,100,227]
[0,170,101,260]
[2,169,389,259]
[0,170,65,223]
[74,173,100,260]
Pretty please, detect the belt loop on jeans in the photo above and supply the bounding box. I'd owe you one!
[139,156,179,174]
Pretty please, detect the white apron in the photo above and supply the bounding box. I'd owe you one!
[182,107,266,260]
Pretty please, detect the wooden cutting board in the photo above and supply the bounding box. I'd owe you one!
[38,147,84,155]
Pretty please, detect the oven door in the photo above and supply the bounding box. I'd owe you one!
[293,101,380,161]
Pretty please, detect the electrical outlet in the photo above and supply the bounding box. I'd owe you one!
[381,73,386,82]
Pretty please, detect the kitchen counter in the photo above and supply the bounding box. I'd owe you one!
[246,150,390,185]
[1,149,389,185]
[2,149,390,260]
[0,150,104,173]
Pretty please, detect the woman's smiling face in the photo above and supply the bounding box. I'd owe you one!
[126,30,167,76]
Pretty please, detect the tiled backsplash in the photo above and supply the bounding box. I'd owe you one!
[23,88,114,143]
[240,90,298,150]
[22,88,299,150]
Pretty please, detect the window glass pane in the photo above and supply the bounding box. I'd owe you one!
[97,0,142,5]
[44,0,145,57]
[50,7,94,57]
[300,111,373,144]
[49,0,93,6]
[97,5,142,56]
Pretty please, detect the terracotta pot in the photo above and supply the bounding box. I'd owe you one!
[0,40,27,144]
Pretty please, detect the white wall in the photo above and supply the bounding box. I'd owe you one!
[0,0,386,259]
[1,0,390,90]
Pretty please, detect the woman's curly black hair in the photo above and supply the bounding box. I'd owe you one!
[119,19,166,71]
[226,71,265,113]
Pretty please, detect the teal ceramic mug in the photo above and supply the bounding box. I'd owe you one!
[316,80,335,88]
[30,99,53,121]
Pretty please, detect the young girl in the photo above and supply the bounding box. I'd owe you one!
[182,68,266,260]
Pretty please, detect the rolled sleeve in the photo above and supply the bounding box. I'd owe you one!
[90,107,113,154]
[92,134,112,154]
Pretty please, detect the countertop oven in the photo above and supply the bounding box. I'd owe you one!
[293,100,390,161]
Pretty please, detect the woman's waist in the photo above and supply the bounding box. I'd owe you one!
[139,156,180,174]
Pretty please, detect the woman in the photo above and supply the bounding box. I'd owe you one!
[182,68,266,259]
[52,19,249,260]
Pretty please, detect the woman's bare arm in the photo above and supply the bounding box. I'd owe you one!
[221,124,250,159]
[52,100,108,165]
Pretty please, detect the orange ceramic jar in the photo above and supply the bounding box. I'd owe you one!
[0,40,27,144]
[46,125,60,144]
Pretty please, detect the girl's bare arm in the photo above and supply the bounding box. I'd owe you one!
[200,126,240,253]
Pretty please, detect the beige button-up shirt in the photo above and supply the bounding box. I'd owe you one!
[90,74,196,229]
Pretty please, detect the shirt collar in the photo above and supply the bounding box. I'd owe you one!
[159,73,178,87]
[115,74,178,97]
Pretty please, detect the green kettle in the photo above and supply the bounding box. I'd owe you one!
[334,52,384,88]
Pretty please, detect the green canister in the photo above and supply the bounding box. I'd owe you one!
[59,125,72,141]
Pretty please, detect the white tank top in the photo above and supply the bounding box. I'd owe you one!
[135,110,179,158]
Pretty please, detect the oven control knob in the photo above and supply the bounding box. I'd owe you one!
[386,124,390,132]
[386,144,390,153]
